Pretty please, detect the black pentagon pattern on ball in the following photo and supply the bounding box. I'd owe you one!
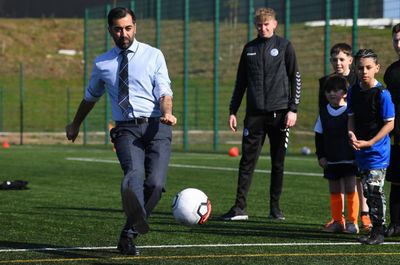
[171,194,179,208]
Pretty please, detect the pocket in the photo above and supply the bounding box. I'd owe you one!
[160,122,172,140]
[110,127,118,143]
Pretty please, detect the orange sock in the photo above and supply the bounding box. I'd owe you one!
[346,191,359,224]
[330,193,344,224]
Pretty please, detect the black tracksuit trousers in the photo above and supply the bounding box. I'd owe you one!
[234,110,289,213]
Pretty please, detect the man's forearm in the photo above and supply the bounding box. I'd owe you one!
[160,96,173,116]
[71,99,96,126]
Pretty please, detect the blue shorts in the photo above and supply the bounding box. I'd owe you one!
[324,163,358,180]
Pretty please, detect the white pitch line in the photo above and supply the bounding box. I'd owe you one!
[172,153,315,162]
[2,241,400,253]
[65,157,322,177]
[66,157,118,164]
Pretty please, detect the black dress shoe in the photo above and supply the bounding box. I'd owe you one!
[117,230,140,256]
[117,236,139,256]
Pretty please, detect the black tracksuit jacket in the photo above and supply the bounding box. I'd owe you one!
[229,34,301,115]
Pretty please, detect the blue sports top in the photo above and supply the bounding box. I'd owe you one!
[84,39,172,121]
[347,80,395,170]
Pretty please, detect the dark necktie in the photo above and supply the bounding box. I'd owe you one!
[118,50,131,118]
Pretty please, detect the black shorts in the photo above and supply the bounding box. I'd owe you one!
[386,145,400,183]
[324,163,358,180]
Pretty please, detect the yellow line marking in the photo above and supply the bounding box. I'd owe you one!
[2,252,400,263]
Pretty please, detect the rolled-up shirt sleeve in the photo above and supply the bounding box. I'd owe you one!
[84,62,106,102]
[153,51,172,99]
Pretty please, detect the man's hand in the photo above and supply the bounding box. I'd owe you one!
[285,111,297,128]
[65,99,96,143]
[160,113,177,126]
[229,114,237,132]
[65,123,80,143]
[159,96,176,125]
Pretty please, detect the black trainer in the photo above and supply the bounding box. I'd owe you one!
[268,210,285,221]
[385,223,400,237]
[358,225,384,245]
[220,207,248,221]
[117,229,139,256]
[357,234,369,244]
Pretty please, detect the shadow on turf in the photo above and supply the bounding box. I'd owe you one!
[0,240,117,259]
[36,206,122,213]
[149,211,361,242]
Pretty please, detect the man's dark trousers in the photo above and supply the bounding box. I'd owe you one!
[111,120,172,231]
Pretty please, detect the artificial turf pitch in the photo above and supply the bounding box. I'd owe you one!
[1,145,399,264]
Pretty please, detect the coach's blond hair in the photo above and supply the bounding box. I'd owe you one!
[254,8,276,24]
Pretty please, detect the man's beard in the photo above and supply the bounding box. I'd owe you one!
[116,36,133,50]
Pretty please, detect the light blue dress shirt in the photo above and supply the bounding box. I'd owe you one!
[84,39,172,121]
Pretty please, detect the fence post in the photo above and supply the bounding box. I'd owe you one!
[324,0,331,76]
[105,4,111,145]
[156,0,161,48]
[213,0,220,152]
[83,8,89,145]
[352,0,359,54]
[19,63,24,145]
[66,87,71,124]
[130,0,135,11]
[183,0,189,151]
[195,86,199,129]
[247,0,254,42]
[0,87,3,132]
[284,0,290,40]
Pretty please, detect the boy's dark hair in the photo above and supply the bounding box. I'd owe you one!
[392,23,400,35]
[330,43,352,57]
[108,7,136,27]
[354,49,378,65]
[324,74,349,93]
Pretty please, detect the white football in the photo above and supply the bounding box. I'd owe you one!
[172,188,212,226]
[301,146,311,155]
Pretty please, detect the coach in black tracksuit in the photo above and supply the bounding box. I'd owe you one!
[221,7,301,221]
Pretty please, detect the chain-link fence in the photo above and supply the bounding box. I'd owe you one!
[1,0,399,153]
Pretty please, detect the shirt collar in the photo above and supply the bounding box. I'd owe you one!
[115,38,139,55]
[327,103,347,116]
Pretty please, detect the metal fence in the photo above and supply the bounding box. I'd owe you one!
[1,0,400,153]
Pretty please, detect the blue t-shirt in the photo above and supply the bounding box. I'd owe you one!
[347,81,395,170]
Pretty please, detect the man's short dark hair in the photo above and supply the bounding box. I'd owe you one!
[107,7,136,27]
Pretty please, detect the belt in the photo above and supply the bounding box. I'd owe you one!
[116,117,159,125]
